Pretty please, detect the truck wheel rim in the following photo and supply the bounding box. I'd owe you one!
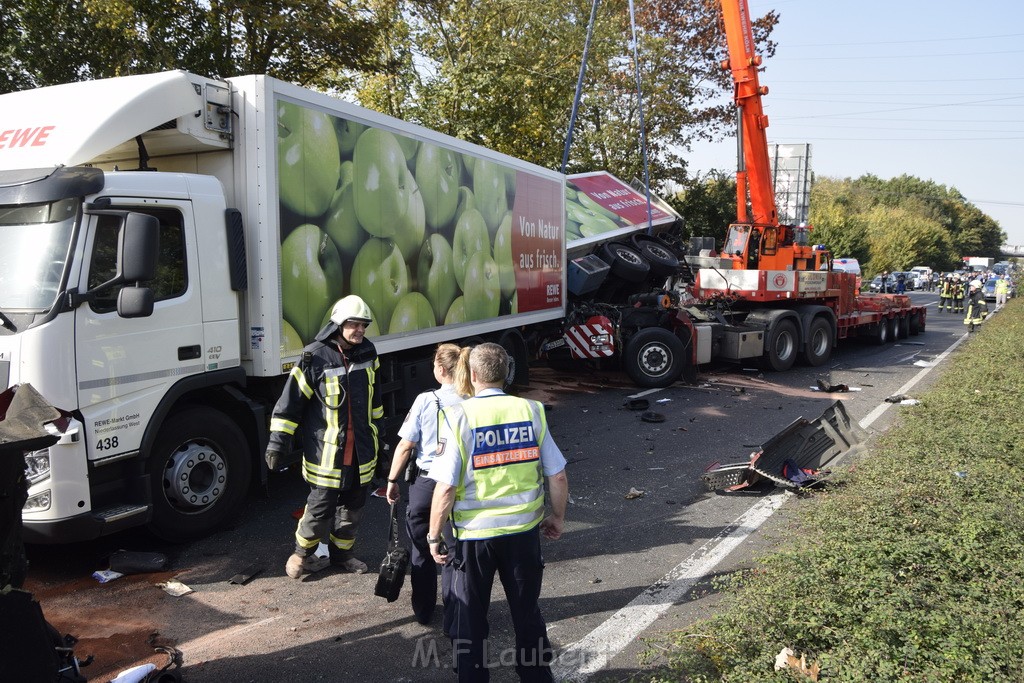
[162,442,227,511]
[639,343,670,376]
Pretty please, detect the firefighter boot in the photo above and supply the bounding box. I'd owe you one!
[285,552,309,579]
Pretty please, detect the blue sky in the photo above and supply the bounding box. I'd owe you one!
[685,0,1024,247]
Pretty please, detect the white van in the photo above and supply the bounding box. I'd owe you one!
[829,258,862,290]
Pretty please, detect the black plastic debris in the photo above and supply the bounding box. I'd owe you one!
[109,550,169,575]
[228,564,264,585]
[625,398,649,411]
[640,411,665,423]
[816,379,850,393]
[701,400,866,491]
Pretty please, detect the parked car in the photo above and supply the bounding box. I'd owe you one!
[902,271,923,290]
[982,277,1016,301]
[868,274,897,293]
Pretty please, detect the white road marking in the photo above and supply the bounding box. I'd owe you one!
[557,325,968,681]
[552,491,788,681]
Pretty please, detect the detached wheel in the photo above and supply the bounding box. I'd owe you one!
[148,408,252,542]
[909,312,922,335]
[803,317,833,367]
[764,319,798,371]
[598,242,650,283]
[624,327,685,388]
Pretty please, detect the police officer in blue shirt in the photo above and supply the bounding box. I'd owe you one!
[427,343,569,682]
[385,343,472,624]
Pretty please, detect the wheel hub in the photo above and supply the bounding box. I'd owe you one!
[639,343,670,376]
[162,442,227,511]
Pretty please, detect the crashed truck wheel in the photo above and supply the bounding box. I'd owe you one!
[624,327,685,388]
[147,408,252,542]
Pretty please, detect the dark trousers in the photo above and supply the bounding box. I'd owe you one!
[406,475,452,624]
[294,484,367,560]
[444,527,553,683]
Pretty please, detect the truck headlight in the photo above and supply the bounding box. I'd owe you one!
[24,490,51,512]
[24,449,51,485]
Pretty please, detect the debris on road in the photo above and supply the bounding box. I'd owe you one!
[624,398,649,411]
[109,550,168,575]
[624,487,645,500]
[814,379,850,393]
[228,564,263,585]
[156,579,193,597]
[700,400,867,491]
[640,411,665,423]
[884,394,920,405]
[92,569,123,584]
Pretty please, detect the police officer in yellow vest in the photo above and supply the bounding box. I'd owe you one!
[427,343,568,682]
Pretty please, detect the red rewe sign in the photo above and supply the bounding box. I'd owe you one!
[0,126,55,150]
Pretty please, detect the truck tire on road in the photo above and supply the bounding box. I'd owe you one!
[909,312,923,335]
[148,408,252,542]
[803,317,833,367]
[624,327,685,388]
[763,318,798,371]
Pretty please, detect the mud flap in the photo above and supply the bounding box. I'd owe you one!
[702,400,867,491]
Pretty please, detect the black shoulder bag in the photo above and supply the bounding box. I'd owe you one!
[374,502,410,602]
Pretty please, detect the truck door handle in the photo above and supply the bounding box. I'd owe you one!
[178,345,202,361]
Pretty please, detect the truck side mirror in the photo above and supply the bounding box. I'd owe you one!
[119,213,159,282]
[117,286,154,318]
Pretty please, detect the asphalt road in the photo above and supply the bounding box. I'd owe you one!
[24,290,969,682]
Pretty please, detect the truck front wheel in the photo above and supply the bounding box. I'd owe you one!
[624,327,685,388]
[764,319,798,371]
[148,408,252,542]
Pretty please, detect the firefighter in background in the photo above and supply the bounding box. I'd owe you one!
[265,295,384,579]
[952,275,966,314]
[964,280,989,332]
[938,274,953,312]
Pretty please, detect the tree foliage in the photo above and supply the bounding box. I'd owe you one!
[809,174,1004,275]
[0,0,388,93]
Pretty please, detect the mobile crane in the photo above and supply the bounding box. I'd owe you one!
[676,0,928,372]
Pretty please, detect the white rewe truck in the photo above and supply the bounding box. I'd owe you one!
[0,71,582,542]
[0,71,676,543]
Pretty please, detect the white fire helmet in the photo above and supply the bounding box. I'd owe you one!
[330,295,373,325]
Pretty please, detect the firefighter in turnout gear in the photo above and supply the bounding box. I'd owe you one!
[952,276,966,314]
[938,275,953,312]
[266,295,384,578]
[964,280,989,333]
[428,343,569,682]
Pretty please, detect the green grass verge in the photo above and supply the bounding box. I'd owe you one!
[642,299,1024,682]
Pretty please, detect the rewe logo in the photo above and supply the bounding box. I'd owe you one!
[0,126,55,150]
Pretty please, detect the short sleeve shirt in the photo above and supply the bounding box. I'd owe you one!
[397,383,465,474]
[428,388,567,487]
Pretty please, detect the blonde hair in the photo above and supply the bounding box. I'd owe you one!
[435,343,474,398]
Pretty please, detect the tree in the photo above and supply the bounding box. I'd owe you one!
[0,1,390,93]
[669,170,736,247]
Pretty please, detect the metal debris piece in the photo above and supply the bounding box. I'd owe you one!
[701,400,867,491]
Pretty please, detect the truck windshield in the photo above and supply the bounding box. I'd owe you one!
[0,198,77,310]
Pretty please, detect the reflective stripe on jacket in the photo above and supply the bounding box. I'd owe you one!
[444,394,547,540]
[268,337,382,489]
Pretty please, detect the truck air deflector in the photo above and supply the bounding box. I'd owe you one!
[0,71,207,170]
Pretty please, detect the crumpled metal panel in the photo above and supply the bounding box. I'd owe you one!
[702,400,866,491]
